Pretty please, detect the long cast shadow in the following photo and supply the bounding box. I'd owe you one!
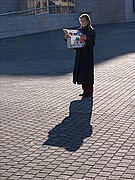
[43,97,93,152]
[0,22,135,76]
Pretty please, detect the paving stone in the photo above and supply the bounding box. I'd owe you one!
[0,22,135,180]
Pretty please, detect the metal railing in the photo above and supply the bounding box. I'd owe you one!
[0,5,75,17]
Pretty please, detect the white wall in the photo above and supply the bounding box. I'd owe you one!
[0,13,80,39]
[1,0,135,39]
[125,0,135,22]
[0,0,18,14]
[75,0,135,24]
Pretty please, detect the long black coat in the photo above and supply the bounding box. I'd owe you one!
[73,26,96,85]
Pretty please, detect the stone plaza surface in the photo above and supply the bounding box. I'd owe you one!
[0,22,135,180]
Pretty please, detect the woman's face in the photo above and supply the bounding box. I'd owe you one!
[80,17,89,27]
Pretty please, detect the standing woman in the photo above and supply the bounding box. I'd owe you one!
[74,13,96,97]
[65,13,96,98]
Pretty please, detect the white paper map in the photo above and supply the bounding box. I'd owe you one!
[63,29,86,48]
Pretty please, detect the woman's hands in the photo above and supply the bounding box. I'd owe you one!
[63,29,71,39]
[64,33,71,39]
[80,35,87,40]
[80,35,87,43]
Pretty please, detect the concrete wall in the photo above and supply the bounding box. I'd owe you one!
[125,0,135,22]
[76,0,126,24]
[0,13,80,39]
[0,0,135,39]
[18,0,28,11]
[0,0,18,14]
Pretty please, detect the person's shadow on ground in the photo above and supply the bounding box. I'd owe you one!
[43,97,93,152]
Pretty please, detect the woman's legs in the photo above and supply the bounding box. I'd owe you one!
[81,84,93,97]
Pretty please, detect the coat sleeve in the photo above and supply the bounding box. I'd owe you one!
[85,29,96,48]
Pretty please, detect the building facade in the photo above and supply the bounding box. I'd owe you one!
[76,0,135,23]
[0,0,135,39]
[0,0,75,13]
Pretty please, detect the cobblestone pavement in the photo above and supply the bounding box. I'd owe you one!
[0,22,135,180]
